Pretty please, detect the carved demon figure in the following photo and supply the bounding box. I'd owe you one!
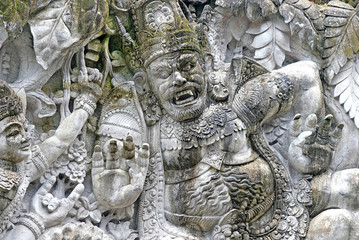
[93,0,336,239]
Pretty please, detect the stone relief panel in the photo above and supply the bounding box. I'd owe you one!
[1,0,359,239]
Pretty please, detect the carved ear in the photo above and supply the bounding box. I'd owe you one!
[133,72,150,95]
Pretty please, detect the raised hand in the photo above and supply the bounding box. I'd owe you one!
[73,66,103,116]
[288,114,343,175]
[92,136,149,209]
[29,177,84,228]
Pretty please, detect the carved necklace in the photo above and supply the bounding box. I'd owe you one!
[161,104,246,150]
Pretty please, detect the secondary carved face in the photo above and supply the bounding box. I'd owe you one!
[147,51,207,122]
[0,115,31,163]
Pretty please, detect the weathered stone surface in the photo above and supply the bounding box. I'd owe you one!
[1,0,359,239]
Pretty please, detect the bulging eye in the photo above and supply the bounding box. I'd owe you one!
[155,69,171,79]
[181,63,194,72]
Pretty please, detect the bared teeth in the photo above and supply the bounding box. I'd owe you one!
[174,89,196,105]
[176,96,195,105]
[175,89,193,100]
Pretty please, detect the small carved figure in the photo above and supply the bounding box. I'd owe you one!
[0,66,102,239]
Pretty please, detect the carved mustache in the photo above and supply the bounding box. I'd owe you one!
[163,74,205,100]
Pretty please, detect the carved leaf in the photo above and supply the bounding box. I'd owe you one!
[322,1,359,82]
[246,15,291,70]
[279,0,322,50]
[89,209,102,223]
[331,55,359,127]
[77,207,90,220]
[0,0,29,24]
[29,0,109,69]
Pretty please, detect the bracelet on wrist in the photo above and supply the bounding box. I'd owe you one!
[17,213,45,238]
[74,97,96,115]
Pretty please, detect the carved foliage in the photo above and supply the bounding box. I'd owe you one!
[331,54,359,127]
[216,0,279,21]
[322,1,359,81]
[29,0,109,69]
[279,0,322,50]
[247,15,291,70]
[322,1,359,127]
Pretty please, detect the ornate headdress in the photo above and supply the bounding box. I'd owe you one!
[131,0,201,67]
[97,83,147,146]
[0,80,22,122]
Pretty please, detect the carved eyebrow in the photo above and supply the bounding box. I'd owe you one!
[178,54,196,63]
[152,61,172,72]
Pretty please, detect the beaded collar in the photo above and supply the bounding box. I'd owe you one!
[161,104,246,150]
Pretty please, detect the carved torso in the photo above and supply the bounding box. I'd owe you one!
[160,105,275,232]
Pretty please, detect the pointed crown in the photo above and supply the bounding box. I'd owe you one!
[0,80,22,122]
[131,0,201,67]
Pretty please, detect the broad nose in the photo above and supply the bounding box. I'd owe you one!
[173,71,187,86]
[21,132,31,144]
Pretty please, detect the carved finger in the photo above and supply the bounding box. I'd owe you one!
[304,114,317,144]
[290,114,302,137]
[93,68,102,83]
[61,184,84,209]
[87,68,95,82]
[92,145,104,168]
[78,70,86,84]
[140,143,149,158]
[317,114,333,145]
[304,114,317,131]
[138,143,150,168]
[106,139,122,169]
[36,176,56,197]
[330,123,344,149]
[47,198,60,213]
[42,193,53,206]
[291,131,312,148]
[123,135,135,159]
[288,131,313,173]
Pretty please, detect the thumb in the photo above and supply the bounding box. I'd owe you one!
[291,131,312,148]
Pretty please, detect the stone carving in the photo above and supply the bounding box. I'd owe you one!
[2,0,359,239]
[0,64,102,239]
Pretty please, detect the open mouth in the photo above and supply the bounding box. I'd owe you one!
[21,143,31,151]
[173,87,198,106]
